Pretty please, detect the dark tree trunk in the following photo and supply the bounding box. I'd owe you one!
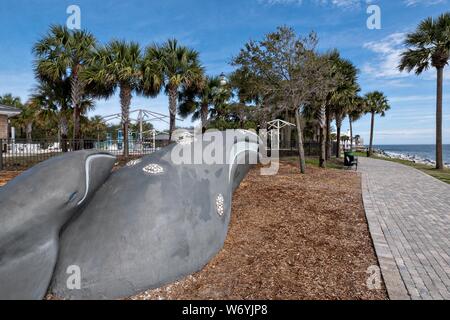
[120,84,132,158]
[168,87,178,141]
[201,102,208,134]
[335,113,342,158]
[295,110,306,174]
[260,106,268,131]
[349,117,353,152]
[26,122,32,144]
[436,67,444,170]
[325,106,331,160]
[319,126,326,168]
[369,111,375,157]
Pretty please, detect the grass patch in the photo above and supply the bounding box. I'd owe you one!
[359,152,450,185]
[282,156,346,170]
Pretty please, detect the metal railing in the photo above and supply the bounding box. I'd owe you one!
[0,138,169,171]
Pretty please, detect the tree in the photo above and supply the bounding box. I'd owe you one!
[33,25,97,148]
[365,91,390,157]
[303,53,340,168]
[399,13,450,170]
[232,27,331,174]
[84,40,157,157]
[178,75,222,132]
[229,65,271,131]
[144,39,204,141]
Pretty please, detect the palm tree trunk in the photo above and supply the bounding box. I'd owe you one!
[295,110,307,174]
[325,106,331,160]
[60,110,69,153]
[120,84,132,158]
[369,111,375,157]
[201,102,208,134]
[71,67,83,150]
[168,87,178,141]
[436,67,444,170]
[349,117,353,152]
[318,104,326,168]
[335,113,342,158]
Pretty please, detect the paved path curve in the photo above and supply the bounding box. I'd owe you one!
[359,157,450,300]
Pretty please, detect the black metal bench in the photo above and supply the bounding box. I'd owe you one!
[344,152,358,170]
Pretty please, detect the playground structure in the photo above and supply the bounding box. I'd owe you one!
[267,119,296,150]
[100,108,175,154]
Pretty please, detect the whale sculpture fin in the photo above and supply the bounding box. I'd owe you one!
[0,150,116,300]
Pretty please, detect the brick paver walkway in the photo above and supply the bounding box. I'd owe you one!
[359,157,450,300]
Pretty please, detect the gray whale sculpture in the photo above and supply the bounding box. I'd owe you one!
[0,150,116,300]
[50,130,258,299]
[0,130,258,300]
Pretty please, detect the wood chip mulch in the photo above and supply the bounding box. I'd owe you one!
[131,162,388,300]
[0,171,21,187]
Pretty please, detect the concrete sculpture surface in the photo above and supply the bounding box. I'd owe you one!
[0,131,258,300]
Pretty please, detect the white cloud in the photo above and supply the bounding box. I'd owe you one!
[362,33,408,79]
[258,0,371,9]
[362,32,450,81]
[403,0,447,7]
[388,95,437,103]
[260,0,447,10]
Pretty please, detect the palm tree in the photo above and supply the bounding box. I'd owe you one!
[31,79,72,151]
[178,75,221,132]
[0,95,31,141]
[84,115,107,141]
[15,102,37,143]
[365,91,390,157]
[0,94,22,108]
[326,51,359,158]
[33,25,97,148]
[84,40,155,157]
[348,96,366,151]
[399,13,450,170]
[144,39,204,141]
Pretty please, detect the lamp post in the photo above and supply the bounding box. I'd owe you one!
[219,72,228,87]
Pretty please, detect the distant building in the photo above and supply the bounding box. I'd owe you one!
[0,104,21,140]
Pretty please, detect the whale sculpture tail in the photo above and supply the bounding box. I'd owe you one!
[0,150,116,300]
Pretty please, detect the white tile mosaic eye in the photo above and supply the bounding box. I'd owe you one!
[142,164,164,175]
[127,159,142,167]
[216,194,225,217]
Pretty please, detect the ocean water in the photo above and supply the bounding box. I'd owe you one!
[374,145,450,164]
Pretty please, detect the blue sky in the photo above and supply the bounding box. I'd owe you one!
[0,0,449,144]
